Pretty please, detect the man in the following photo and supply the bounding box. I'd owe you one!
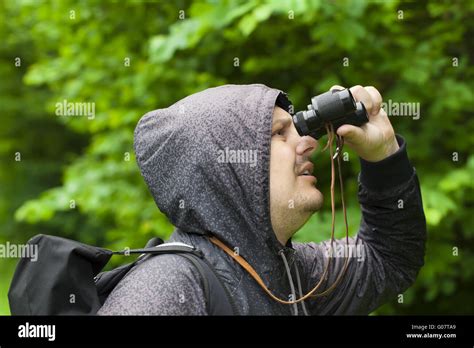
[99,84,426,315]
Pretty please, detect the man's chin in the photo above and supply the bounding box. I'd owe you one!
[309,192,324,212]
[298,189,324,212]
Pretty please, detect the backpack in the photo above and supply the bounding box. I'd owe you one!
[8,234,236,315]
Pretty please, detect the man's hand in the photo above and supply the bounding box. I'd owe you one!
[330,85,399,162]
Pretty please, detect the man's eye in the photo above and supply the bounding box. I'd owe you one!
[273,128,285,136]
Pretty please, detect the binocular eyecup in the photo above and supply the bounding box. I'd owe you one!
[292,89,369,139]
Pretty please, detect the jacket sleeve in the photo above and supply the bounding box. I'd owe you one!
[293,134,427,315]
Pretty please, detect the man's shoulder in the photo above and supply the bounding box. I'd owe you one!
[123,253,206,293]
[98,253,207,315]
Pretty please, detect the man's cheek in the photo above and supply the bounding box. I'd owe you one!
[270,144,296,182]
[280,144,295,159]
[272,140,294,156]
[270,166,294,193]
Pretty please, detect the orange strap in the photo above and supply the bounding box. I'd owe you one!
[209,236,307,304]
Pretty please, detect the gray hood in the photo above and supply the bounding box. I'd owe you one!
[133,84,292,288]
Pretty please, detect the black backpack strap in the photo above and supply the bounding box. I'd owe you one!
[95,243,201,300]
[109,242,237,315]
[112,243,198,256]
[178,253,237,315]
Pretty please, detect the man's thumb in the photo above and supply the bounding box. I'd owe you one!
[336,124,364,144]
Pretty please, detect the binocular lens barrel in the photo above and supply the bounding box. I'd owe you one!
[292,88,369,139]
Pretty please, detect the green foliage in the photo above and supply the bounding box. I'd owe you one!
[0,0,473,315]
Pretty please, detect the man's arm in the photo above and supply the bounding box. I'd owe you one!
[293,135,427,314]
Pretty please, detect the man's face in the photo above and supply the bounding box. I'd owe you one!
[269,106,323,243]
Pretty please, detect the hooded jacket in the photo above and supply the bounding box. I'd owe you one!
[98,84,426,315]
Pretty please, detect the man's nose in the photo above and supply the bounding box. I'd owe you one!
[296,135,318,157]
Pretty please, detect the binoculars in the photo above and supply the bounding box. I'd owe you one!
[292,89,369,139]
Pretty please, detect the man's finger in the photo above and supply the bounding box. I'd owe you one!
[336,124,365,145]
[350,85,374,117]
[330,85,345,92]
[365,86,383,116]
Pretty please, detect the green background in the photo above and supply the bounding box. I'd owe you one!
[0,0,473,315]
